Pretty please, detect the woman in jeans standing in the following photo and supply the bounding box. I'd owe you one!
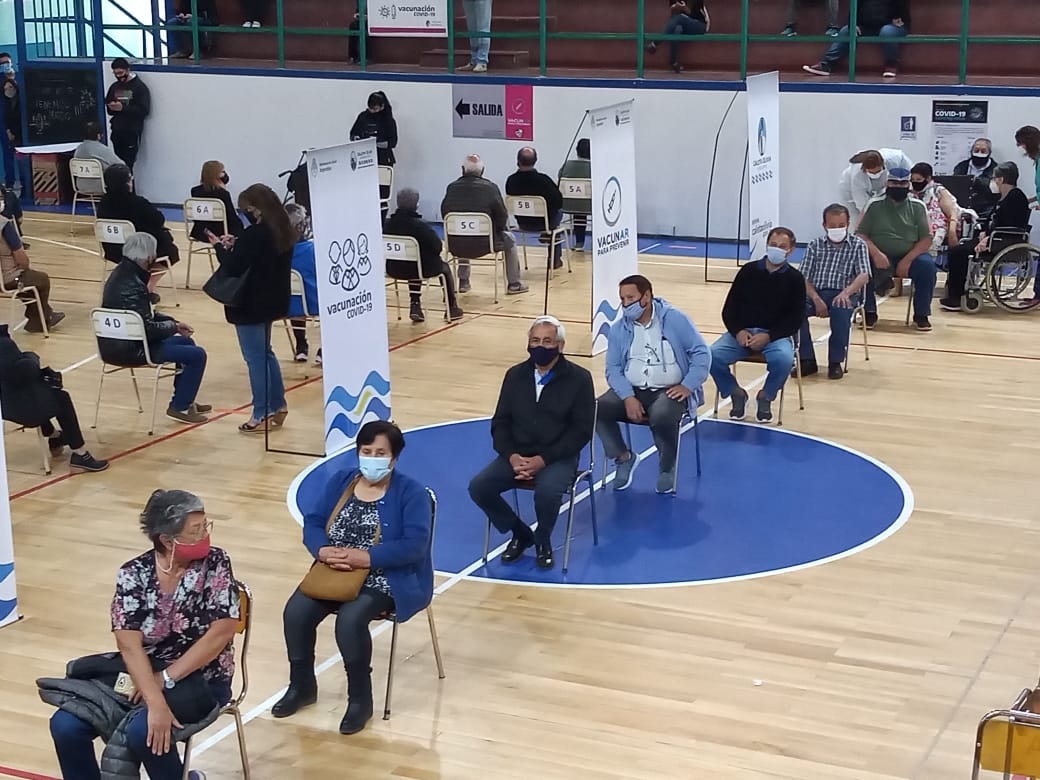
[209,183,293,432]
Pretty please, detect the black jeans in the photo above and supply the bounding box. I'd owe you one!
[595,387,686,473]
[572,214,587,246]
[945,240,975,299]
[405,260,459,308]
[348,16,372,61]
[38,389,86,450]
[282,586,394,670]
[110,128,140,171]
[240,0,269,21]
[468,454,578,546]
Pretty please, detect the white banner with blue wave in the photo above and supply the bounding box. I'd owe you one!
[308,139,391,454]
[0,404,19,629]
[746,71,780,262]
[590,100,639,355]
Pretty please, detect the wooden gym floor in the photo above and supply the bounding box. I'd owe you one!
[1,211,1039,779]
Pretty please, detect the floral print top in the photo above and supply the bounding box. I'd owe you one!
[110,546,240,685]
[328,496,392,597]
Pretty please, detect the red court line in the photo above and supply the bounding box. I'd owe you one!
[9,320,461,502]
[0,765,60,780]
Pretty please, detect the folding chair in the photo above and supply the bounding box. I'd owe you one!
[182,580,253,780]
[183,198,226,289]
[559,177,592,250]
[3,423,53,474]
[68,158,105,235]
[972,686,1040,780]
[96,219,179,307]
[506,194,570,274]
[443,212,507,303]
[712,336,804,426]
[379,487,446,720]
[0,273,48,337]
[846,302,870,373]
[90,308,179,436]
[281,269,321,354]
[378,166,394,216]
[482,401,599,574]
[615,408,702,495]
[383,234,448,321]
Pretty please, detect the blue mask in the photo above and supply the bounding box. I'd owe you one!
[622,300,645,321]
[765,246,788,265]
[358,455,392,483]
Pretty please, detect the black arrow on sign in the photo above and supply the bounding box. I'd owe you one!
[455,99,471,119]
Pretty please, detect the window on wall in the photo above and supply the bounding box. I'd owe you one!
[16,0,164,60]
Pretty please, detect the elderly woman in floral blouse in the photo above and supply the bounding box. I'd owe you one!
[48,489,240,780]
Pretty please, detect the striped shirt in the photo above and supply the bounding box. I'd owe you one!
[799,234,871,292]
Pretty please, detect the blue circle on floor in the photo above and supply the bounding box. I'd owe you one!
[287,418,912,588]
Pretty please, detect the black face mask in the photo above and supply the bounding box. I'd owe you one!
[244,211,258,225]
[528,346,559,367]
[971,154,990,167]
[220,171,229,185]
[887,186,910,202]
[910,180,927,192]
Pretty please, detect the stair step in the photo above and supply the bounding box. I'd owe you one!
[418,48,530,69]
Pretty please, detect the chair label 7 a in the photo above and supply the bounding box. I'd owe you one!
[70,160,99,177]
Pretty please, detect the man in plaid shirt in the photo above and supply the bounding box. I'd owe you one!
[796,203,872,380]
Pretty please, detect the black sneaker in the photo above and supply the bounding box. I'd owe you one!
[70,451,109,473]
[409,301,425,323]
[756,394,773,423]
[729,388,748,421]
[448,306,464,322]
[646,41,657,54]
[865,312,878,330]
[827,363,844,380]
[793,359,817,378]
[149,292,161,305]
[781,25,797,36]
[913,316,932,332]
[939,297,962,312]
[825,26,840,36]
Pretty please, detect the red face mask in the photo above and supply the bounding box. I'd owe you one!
[174,535,211,563]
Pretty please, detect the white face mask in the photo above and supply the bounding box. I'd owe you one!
[866,170,885,181]
[990,179,1001,194]
[826,227,848,243]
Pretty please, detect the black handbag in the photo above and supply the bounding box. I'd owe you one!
[66,652,218,724]
[203,264,250,307]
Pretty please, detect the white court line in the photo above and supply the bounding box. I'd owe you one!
[638,242,662,253]
[196,299,898,755]
[58,353,98,373]
[24,233,100,257]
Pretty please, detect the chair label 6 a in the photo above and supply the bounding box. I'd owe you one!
[190,202,222,218]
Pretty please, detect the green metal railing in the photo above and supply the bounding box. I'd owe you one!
[24,0,1040,85]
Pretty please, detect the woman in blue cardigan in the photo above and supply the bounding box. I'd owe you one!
[272,420,433,734]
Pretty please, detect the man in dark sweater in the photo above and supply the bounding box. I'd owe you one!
[505,147,566,270]
[709,227,806,423]
[803,0,910,79]
[468,316,595,570]
[105,58,151,171]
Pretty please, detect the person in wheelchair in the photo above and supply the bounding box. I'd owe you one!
[940,162,1032,313]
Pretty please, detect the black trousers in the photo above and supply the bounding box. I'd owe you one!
[945,240,976,299]
[37,389,86,450]
[403,260,459,307]
[110,127,140,171]
[348,17,372,61]
[240,0,269,22]
[282,586,394,670]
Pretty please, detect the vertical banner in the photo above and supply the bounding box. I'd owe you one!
[590,100,638,356]
[0,406,18,630]
[931,100,988,175]
[746,71,780,263]
[367,0,448,36]
[307,139,391,455]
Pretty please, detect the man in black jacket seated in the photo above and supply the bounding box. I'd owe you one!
[0,324,108,472]
[383,188,463,323]
[100,232,211,425]
[468,316,595,570]
[505,146,566,270]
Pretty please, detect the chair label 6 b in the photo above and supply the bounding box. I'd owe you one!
[101,224,126,239]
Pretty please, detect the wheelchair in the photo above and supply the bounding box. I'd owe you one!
[959,221,1040,314]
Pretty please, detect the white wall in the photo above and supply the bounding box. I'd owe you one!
[122,70,1040,244]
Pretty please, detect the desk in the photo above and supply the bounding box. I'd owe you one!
[14,143,78,205]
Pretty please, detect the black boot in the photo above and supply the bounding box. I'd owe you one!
[339,666,374,735]
[271,661,318,718]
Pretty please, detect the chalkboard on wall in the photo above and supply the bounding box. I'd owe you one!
[24,66,98,145]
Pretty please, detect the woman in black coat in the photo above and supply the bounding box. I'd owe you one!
[350,91,397,168]
[0,324,108,472]
[189,159,244,242]
[207,183,294,433]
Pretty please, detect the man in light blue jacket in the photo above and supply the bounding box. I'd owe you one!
[597,274,711,494]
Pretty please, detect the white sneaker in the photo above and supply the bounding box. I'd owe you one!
[294,352,308,363]
[473,62,487,73]
[242,20,252,26]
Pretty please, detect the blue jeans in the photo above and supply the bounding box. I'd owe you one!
[864,252,938,318]
[235,322,286,421]
[1,132,14,187]
[468,454,578,547]
[49,681,232,780]
[799,288,856,365]
[662,15,707,63]
[154,334,207,412]
[710,331,794,402]
[822,23,907,67]
[463,0,492,64]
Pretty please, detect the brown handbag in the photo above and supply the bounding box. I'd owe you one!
[298,476,381,602]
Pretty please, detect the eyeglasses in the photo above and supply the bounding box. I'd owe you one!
[177,519,214,542]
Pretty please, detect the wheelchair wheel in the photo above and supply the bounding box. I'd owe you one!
[961,292,983,314]
[986,242,1039,313]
